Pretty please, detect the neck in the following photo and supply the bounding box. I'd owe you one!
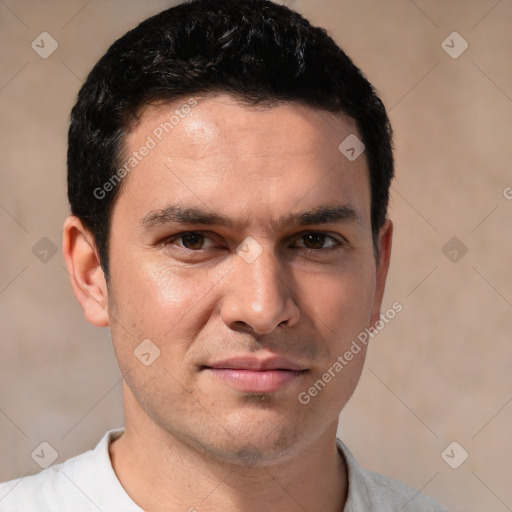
[110,385,348,512]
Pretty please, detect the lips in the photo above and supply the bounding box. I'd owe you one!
[208,356,304,372]
[203,356,307,393]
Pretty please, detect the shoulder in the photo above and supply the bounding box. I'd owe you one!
[0,447,98,512]
[358,469,447,511]
[0,429,140,512]
[337,439,448,512]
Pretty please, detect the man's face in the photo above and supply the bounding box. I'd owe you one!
[105,95,390,464]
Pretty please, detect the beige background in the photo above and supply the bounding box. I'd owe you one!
[1,0,511,510]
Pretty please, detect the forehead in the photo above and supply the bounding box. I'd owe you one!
[116,94,370,226]
[130,95,361,161]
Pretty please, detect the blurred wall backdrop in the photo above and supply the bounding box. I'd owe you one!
[1,1,511,510]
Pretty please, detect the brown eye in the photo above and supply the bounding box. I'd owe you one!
[302,233,329,249]
[180,233,205,250]
[300,233,339,249]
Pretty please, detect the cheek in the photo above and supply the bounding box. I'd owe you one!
[107,256,228,361]
[111,258,200,321]
[300,256,376,341]
[106,259,212,402]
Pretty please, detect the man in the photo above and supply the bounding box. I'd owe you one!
[0,0,447,510]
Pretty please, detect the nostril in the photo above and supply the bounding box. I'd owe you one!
[232,320,253,333]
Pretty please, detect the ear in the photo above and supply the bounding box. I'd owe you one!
[370,219,393,326]
[62,216,110,327]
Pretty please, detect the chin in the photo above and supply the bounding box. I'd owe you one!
[177,416,304,467]
[207,436,299,467]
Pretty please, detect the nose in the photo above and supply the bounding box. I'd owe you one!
[219,245,300,335]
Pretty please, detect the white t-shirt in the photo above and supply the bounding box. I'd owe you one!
[0,429,447,511]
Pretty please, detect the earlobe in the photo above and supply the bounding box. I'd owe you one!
[62,216,110,327]
[370,219,393,326]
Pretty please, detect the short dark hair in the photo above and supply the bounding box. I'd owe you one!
[67,0,393,279]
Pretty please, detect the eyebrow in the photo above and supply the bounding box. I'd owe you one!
[282,205,360,226]
[139,204,360,231]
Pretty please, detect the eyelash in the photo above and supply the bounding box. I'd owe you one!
[163,231,346,252]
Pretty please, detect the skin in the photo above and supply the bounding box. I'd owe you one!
[63,94,392,511]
